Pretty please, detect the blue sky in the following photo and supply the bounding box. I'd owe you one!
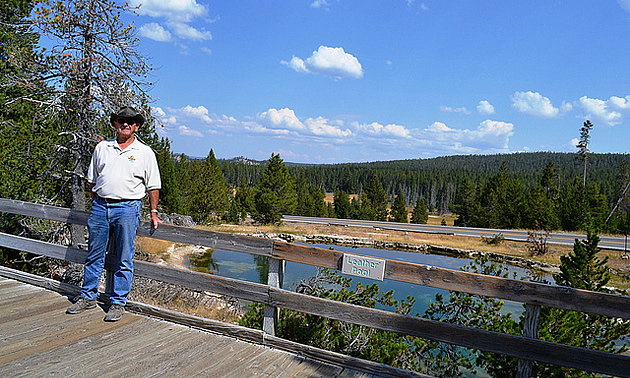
[127,0,630,163]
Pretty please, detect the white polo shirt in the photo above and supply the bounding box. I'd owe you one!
[88,138,161,200]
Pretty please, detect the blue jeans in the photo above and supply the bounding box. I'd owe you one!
[81,198,141,305]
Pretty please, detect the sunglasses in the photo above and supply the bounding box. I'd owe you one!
[116,118,138,125]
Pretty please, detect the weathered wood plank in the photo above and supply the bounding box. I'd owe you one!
[273,240,630,319]
[5,230,628,321]
[222,350,303,378]
[273,240,343,269]
[0,268,427,378]
[0,198,89,225]
[160,336,245,377]
[105,327,226,376]
[0,277,379,378]
[137,221,275,256]
[22,318,180,377]
[266,286,630,377]
[0,198,274,256]
[0,311,140,366]
[126,300,267,344]
[198,340,270,376]
[3,200,629,318]
[133,259,271,303]
[96,329,212,376]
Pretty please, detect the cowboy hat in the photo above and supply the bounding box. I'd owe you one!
[110,106,146,126]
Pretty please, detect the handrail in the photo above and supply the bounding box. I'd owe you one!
[1,198,629,377]
[2,198,628,318]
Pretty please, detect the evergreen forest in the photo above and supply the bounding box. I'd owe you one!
[213,151,630,234]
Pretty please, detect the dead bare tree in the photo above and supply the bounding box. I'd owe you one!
[9,0,154,246]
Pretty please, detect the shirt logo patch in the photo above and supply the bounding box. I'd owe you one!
[128,155,136,162]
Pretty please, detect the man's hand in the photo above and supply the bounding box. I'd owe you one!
[151,212,163,229]
[148,189,161,229]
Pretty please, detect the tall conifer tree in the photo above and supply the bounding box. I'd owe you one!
[389,189,408,223]
[252,153,296,224]
[365,175,388,221]
[411,197,428,224]
[186,149,231,223]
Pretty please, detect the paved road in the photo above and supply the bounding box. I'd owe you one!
[282,215,630,253]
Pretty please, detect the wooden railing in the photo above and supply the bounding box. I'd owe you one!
[1,198,629,378]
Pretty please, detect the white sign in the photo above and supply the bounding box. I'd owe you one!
[341,253,386,281]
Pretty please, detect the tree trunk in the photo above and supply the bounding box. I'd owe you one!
[69,0,95,247]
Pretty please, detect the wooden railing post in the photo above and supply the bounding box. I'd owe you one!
[517,303,542,378]
[263,257,284,335]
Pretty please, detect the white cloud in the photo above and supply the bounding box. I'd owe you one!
[152,106,177,125]
[283,56,309,73]
[473,119,514,141]
[130,0,207,22]
[178,125,203,137]
[579,96,624,126]
[356,122,411,138]
[609,95,630,110]
[179,105,214,123]
[477,100,495,115]
[138,23,172,42]
[440,106,471,114]
[257,108,306,131]
[169,22,212,41]
[511,91,566,118]
[311,0,331,9]
[418,120,514,154]
[427,122,452,133]
[156,105,518,158]
[282,46,364,80]
[130,0,212,45]
[305,117,352,137]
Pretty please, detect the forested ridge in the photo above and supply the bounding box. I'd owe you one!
[221,151,629,199]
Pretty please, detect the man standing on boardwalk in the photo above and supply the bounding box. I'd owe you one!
[66,106,162,321]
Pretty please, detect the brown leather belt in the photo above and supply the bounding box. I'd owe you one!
[96,196,135,203]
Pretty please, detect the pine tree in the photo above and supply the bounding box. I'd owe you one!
[365,175,388,221]
[333,190,351,219]
[357,192,376,221]
[252,153,297,224]
[186,149,231,223]
[577,120,594,187]
[0,0,66,269]
[536,220,630,376]
[555,222,610,291]
[389,189,408,223]
[453,177,480,227]
[411,197,428,224]
[235,176,255,218]
[559,177,588,231]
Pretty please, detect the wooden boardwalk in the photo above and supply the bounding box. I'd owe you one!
[0,276,382,377]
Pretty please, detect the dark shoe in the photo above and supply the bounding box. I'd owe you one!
[104,304,125,322]
[66,296,96,314]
